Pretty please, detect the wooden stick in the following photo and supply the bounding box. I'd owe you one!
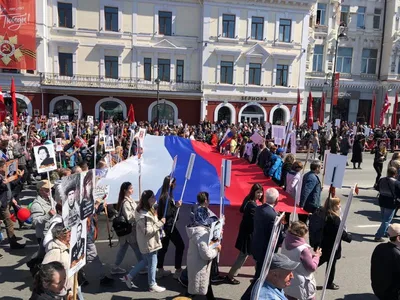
[103,202,113,248]
[72,272,78,300]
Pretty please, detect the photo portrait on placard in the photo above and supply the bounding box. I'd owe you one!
[79,170,95,220]
[69,220,87,277]
[93,185,110,204]
[87,115,94,124]
[34,109,40,117]
[61,173,81,228]
[33,145,57,174]
[208,220,222,249]
[55,138,63,152]
[104,135,115,152]
[5,159,18,182]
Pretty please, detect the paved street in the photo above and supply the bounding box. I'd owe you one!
[0,152,398,300]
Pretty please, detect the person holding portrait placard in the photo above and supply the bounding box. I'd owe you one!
[37,146,55,169]
[71,222,86,268]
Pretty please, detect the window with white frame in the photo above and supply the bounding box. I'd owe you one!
[159,11,172,36]
[59,53,73,76]
[58,2,73,28]
[249,63,261,85]
[340,6,350,26]
[279,19,291,42]
[144,58,152,81]
[105,56,118,79]
[158,59,171,81]
[357,7,366,29]
[316,3,326,25]
[176,60,184,82]
[313,45,324,72]
[361,49,378,74]
[222,14,236,38]
[105,6,118,32]
[373,8,381,29]
[336,47,353,73]
[220,61,233,84]
[251,17,264,40]
[276,64,288,86]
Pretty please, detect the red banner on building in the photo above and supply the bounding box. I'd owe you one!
[0,0,36,70]
[332,72,340,106]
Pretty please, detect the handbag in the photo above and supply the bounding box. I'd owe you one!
[112,200,132,237]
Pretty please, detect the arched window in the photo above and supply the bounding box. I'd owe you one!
[100,101,123,120]
[151,103,174,125]
[241,105,265,124]
[53,99,75,119]
[218,106,231,123]
[273,108,285,125]
[4,97,28,114]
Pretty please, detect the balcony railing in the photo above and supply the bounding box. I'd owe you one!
[40,73,202,93]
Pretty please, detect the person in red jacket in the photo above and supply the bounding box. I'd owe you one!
[211,132,218,147]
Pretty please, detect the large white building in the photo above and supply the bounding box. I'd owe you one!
[2,0,400,126]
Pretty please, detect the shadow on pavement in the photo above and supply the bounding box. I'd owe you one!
[338,293,378,300]
[350,233,377,243]
[353,210,381,222]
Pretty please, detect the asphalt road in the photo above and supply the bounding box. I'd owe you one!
[0,152,397,300]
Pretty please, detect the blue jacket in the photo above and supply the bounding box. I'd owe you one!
[251,204,283,263]
[299,171,321,212]
[257,281,288,300]
[268,155,283,181]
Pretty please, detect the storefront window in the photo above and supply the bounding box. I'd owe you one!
[218,107,231,123]
[357,99,371,124]
[151,103,174,124]
[241,105,265,124]
[332,98,349,121]
[4,97,28,114]
[100,101,123,120]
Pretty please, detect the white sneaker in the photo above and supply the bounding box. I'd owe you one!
[156,269,172,279]
[173,269,183,280]
[121,275,133,289]
[149,283,166,292]
[111,266,126,275]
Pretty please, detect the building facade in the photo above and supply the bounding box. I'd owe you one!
[306,0,400,126]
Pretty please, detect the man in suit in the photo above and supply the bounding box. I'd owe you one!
[71,222,85,267]
[299,160,322,223]
[241,187,284,300]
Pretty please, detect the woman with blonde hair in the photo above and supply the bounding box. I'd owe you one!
[317,197,352,290]
[282,221,321,299]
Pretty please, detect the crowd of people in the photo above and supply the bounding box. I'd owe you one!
[0,114,399,300]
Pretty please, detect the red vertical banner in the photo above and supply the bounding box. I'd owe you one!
[332,73,340,106]
[0,0,36,70]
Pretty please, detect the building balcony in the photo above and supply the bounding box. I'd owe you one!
[40,73,202,93]
[360,73,378,81]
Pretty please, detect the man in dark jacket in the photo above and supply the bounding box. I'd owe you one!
[299,160,322,223]
[374,167,400,242]
[371,224,400,299]
[241,187,284,300]
[257,142,272,169]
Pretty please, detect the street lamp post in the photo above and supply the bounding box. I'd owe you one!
[329,27,347,123]
[155,78,160,124]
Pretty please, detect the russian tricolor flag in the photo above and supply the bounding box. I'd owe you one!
[100,135,299,214]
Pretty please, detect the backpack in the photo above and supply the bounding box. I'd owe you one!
[112,201,132,237]
[308,207,326,248]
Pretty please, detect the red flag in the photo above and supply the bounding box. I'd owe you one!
[332,73,340,106]
[100,111,104,131]
[0,87,5,122]
[379,92,391,127]
[319,92,325,124]
[370,91,376,128]
[392,93,398,128]
[296,89,301,126]
[11,78,17,126]
[127,104,135,124]
[307,91,314,128]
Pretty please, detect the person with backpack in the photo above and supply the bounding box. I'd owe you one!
[318,197,352,290]
[299,160,322,224]
[111,182,143,275]
[268,148,285,185]
[263,145,277,177]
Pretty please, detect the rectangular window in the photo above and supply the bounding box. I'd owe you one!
[105,6,118,32]
[373,8,381,29]
[336,47,353,73]
[159,11,172,36]
[176,60,184,82]
[312,45,324,72]
[158,58,171,81]
[316,3,327,25]
[276,64,288,86]
[144,58,152,81]
[340,6,350,26]
[251,17,264,40]
[222,14,236,38]
[58,2,73,28]
[279,19,291,43]
[249,63,261,85]
[59,53,73,76]
[361,49,378,74]
[357,7,366,28]
[220,61,233,84]
[105,56,119,79]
